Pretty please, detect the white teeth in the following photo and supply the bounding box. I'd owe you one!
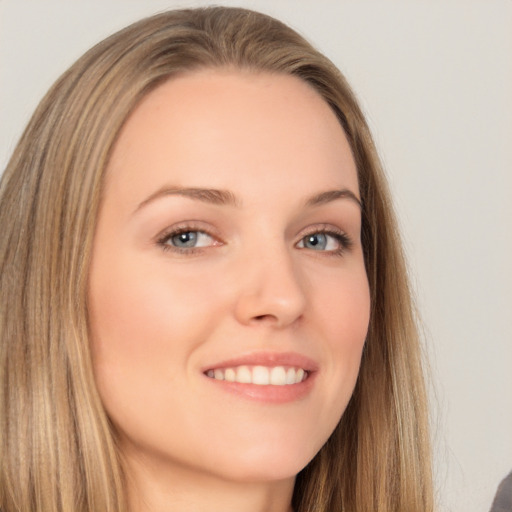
[237,365,252,384]
[270,366,287,385]
[285,367,296,384]
[206,365,308,385]
[252,366,270,385]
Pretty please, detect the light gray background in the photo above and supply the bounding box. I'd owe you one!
[1,2,511,511]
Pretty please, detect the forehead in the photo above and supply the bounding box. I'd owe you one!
[105,69,358,206]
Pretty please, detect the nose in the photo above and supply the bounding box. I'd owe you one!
[233,245,307,328]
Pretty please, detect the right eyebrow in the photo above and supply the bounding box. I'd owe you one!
[133,186,240,214]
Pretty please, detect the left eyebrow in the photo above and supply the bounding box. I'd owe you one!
[304,189,362,209]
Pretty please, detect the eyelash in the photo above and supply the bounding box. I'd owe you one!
[298,226,353,257]
[156,222,218,255]
[156,223,353,256]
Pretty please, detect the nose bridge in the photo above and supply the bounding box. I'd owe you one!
[233,236,307,327]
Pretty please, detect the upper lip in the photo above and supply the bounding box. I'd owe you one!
[202,351,318,373]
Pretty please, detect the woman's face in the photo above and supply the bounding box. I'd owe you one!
[89,70,370,485]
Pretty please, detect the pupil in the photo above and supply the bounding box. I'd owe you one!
[306,233,326,250]
[173,231,197,247]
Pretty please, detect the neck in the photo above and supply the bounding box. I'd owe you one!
[124,450,295,512]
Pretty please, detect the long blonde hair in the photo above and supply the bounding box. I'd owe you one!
[0,7,433,511]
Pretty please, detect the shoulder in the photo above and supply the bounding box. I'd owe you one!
[489,471,512,512]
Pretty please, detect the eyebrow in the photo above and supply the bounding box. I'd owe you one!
[134,186,240,213]
[305,189,362,209]
[134,185,361,213]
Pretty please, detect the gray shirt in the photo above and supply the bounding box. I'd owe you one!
[490,471,512,512]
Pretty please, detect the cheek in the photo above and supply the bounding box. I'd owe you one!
[88,258,237,458]
[315,268,370,405]
[90,256,221,350]
[88,256,225,405]
[317,261,370,346]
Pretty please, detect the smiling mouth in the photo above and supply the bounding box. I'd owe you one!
[205,365,308,386]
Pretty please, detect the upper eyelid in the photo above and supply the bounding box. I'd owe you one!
[155,222,220,243]
[156,234,351,260]
[155,222,351,241]
[296,223,350,238]
[295,224,354,251]
[156,227,219,254]
[297,230,352,245]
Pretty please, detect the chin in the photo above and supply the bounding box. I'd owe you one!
[199,436,321,484]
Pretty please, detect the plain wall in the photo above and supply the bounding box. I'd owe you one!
[1,1,511,511]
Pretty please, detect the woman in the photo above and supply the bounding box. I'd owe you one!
[0,7,433,512]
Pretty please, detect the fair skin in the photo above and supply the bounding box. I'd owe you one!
[88,70,370,512]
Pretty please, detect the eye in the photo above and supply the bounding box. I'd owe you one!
[299,233,333,251]
[157,227,218,253]
[296,229,352,255]
[167,230,213,248]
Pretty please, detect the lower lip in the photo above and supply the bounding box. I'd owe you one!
[204,372,316,404]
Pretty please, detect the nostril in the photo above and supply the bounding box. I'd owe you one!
[253,313,277,322]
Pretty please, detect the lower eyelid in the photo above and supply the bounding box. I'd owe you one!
[298,229,351,246]
[155,224,352,254]
[161,230,215,248]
